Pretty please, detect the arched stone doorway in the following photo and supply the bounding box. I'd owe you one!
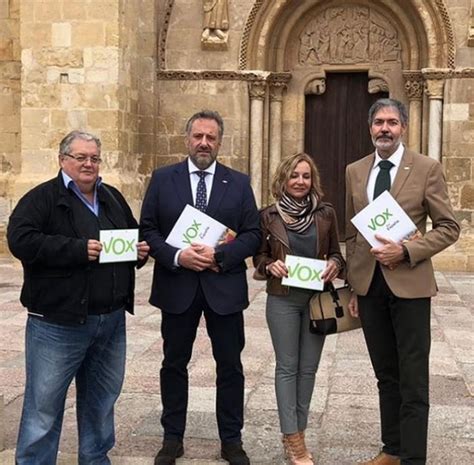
[239,0,455,216]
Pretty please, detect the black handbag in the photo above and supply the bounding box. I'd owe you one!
[309,283,361,335]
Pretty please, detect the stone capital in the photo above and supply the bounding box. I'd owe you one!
[424,79,445,99]
[249,81,267,100]
[402,71,423,100]
[269,82,286,102]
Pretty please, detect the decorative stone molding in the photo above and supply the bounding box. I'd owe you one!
[434,0,455,67]
[156,70,292,83]
[469,6,474,47]
[238,0,265,70]
[248,80,267,100]
[403,71,423,100]
[304,78,326,95]
[158,0,175,70]
[298,6,401,66]
[368,78,389,94]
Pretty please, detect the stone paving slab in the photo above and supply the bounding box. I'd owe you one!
[0,257,473,465]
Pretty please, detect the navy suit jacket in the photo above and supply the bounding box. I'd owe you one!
[140,160,261,314]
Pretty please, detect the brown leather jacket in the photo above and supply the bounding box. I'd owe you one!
[253,202,345,295]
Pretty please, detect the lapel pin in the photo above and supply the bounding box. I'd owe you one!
[404,167,410,170]
[222,180,228,183]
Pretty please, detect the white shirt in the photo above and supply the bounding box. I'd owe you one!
[187,158,216,205]
[174,158,217,267]
[366,143,404,202]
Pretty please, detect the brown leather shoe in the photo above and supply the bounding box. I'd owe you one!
[357,451,400,465]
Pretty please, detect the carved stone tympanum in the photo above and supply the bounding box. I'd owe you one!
[298,6,401,66]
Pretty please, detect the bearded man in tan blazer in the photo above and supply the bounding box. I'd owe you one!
[345,98,460,465]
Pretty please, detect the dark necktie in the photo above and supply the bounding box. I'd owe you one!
[373,160,394,199]
[195,171,208,212]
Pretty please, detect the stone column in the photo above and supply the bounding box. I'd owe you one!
[423,70,448,162]
[248,80,266,207]
[403,71,424,152]
[268,81,286,196]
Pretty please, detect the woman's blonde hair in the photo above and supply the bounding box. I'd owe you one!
[271,152,324,200]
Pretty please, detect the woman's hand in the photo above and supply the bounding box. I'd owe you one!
[321,258,340,283]
[348,292,359,318]
[266,259,288,278]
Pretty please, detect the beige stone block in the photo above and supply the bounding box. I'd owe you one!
[138,115,154,134]
[169,135,186,155]
[83,46,118,69]
[72,22,105,48]
[36,48,83,67]
[86,0,118,21]
[0,38,13,61]
[21,129,50,150]
[82,83,119,110]
[21,23,51,48]
[0,0,9,19]
[21,149,57,175]
[460,184,474,210]
[62,1,88,21]
[67,110,87,129]
[0,132,18,152]
[34,1,63,22]
[22,108,49,127]
[0,61,20,79]
[0,114,19,132]
[99,130,119,150]
[104,22,119,47]
[88,110,118,129]
[0,93,15,115]
[22,83,61,108]
[60,84,82,108]
[445,158,471,182]
[444,103,469,122]
[51,22,71,47]
[51,109,67,127]
[85,68,109,83]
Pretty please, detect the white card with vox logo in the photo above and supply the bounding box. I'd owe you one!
[165,204,236,249]
[99,229,139,263]
[281,255,326,291]
[350,191,418,248]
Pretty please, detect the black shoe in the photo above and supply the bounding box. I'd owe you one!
[154,439,184,465]
[221,442,250,465]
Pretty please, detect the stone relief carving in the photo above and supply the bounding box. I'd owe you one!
[298,6,401,66]
[201,0,229,50]
[368,78,388,94]
[304,78,326,95]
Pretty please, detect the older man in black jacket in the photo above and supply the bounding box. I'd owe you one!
[7,130,149,465]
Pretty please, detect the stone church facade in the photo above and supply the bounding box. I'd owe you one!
[0,0,473,269]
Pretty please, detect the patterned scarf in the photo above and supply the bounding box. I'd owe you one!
[276,192,318,233]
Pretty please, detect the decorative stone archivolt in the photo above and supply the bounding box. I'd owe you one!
[298,6,401,66]
[304,78,326,95]
[368,78,389,94]
[201,0,229,50]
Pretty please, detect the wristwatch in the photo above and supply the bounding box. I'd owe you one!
[214,250,224,271]
[402,245,410,262]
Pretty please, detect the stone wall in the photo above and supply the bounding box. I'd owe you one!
[0,0,20,254]
[155,78,250,173]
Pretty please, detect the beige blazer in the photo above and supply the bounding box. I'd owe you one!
[345,148,460,298]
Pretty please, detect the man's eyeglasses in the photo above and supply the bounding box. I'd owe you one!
[62,153,102,164]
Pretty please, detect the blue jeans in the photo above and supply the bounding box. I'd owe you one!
[15,310,126,465]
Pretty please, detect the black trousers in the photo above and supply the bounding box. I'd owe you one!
[160,284,245,443]
[358,265,431,465]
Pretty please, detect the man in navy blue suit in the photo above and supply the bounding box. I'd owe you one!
[140,110,261,465]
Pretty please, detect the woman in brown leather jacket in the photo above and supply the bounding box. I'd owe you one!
[253,153,344,465]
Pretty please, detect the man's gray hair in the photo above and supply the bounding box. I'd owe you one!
[185,110,224,140]
[368,98,409,127]
[59,130,102,155]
